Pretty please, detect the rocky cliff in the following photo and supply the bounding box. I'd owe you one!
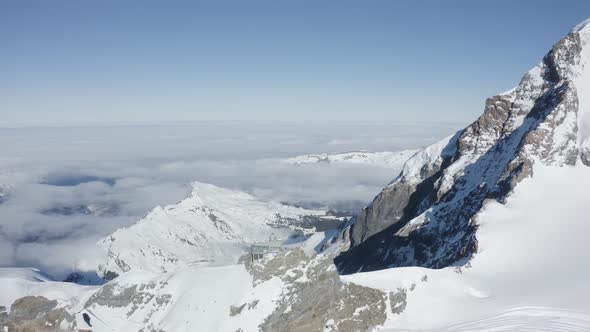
[336,20,590,274]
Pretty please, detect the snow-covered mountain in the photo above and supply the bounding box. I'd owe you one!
[283,150,417,168]
[335,19,590,273]
[97,182,332,278]
[4,19,590,332]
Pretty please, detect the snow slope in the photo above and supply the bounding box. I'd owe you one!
[0,268,96,310]
[77,264,284,332]
[441,308,590,332]
[98,181,328,276]
[343,164,590,330]
[0,264,283,332]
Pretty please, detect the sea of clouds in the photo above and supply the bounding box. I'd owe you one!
[0,121,460,278]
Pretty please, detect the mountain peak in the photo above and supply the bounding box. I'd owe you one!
[96,182,329,277]
[335,19,590,274]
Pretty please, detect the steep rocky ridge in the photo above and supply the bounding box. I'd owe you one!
[336,21,590,273]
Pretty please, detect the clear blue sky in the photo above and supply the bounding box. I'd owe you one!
[1,0,590,126]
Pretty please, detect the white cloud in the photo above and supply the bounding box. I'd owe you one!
[0,122,456,278]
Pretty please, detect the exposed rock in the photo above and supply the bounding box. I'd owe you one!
[85,281,171,318]
[389,289,407,315]
[230,304,247,317]
[249,249,388,332]
[248,300,259,310]
[0,296,75,332]
[336,25,589,274]
[102,270,120,281]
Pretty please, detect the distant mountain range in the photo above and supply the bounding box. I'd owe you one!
[283,150,418,168]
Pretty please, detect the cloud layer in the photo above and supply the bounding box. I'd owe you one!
[0,122,458,278]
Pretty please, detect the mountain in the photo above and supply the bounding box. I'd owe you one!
[4,19,590,332]
[335,19,590,274]
[283,150,418,168]
[97,182,335,278]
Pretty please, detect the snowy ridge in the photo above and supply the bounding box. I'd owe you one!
[337,19,590,273]
[283,150,418,168]
[0,264,283,331]
[97,182,327,277]
[0,268,53,283]
[0,267,96,316]
[75,265,284,332]
[397,133,459,181]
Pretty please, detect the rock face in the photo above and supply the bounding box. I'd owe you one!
[336,21,590,274]
[248,249,388,332]
[0,296,75,332]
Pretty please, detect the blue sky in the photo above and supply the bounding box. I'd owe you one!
[1,0,590,126]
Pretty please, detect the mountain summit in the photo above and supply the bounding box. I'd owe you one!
[336,21,590,273]
[98,182,329,277]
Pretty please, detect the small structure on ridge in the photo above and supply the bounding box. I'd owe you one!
[250,233,283,261]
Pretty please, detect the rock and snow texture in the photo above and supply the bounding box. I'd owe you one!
[1,231,391,332]
[0,268,98,331]
[343,164,590,331]
[336,20,590,274]
[97,182,328,277]
[0,265,279,332]
[0,268,56,307]
[79,265,281,332]
[283,150,418,169]
[6,168,590,332]
[6,19,590,332]
[3,165,590,331]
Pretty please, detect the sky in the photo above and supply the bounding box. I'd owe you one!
[2,0,590,126]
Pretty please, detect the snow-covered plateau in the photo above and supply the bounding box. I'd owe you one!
[3,18,590,332]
